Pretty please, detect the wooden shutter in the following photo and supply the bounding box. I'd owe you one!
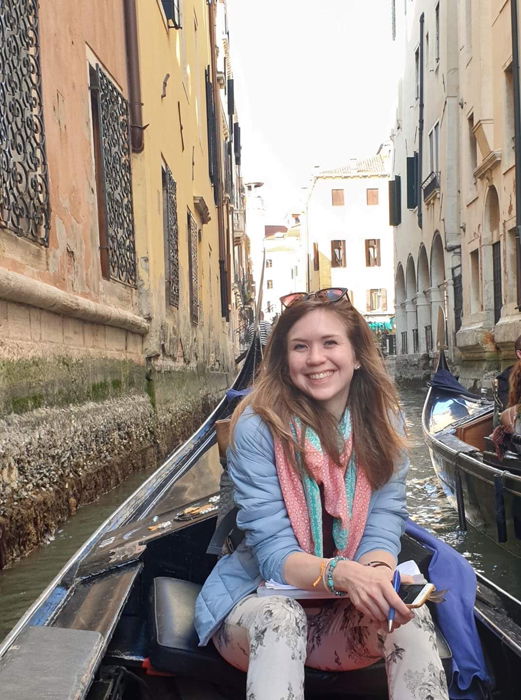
[407,154,418,209]
[389,176,401,226]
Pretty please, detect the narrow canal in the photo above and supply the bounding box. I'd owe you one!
[1,385,520,642]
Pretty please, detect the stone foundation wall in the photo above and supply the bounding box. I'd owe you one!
[394,353,433,386]
[0,362,230,569]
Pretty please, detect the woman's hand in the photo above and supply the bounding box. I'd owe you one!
[500,405,519,433]
[332,560,414,629]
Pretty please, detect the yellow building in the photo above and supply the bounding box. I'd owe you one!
[0,0,252,566]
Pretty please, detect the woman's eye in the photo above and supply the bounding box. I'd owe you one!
[292,343,306,351]
[324,339,337,346]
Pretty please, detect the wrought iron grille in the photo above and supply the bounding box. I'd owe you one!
[401,331,408,355]
[187,210,199,325]
[412,328,419,353]
[91,65,136,287]
[0,0,50,245]
[163,166,179,307]
[425,324,433,353]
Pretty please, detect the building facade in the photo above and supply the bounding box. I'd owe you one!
[263,218,306,323]
[0,0,252,565]
[304,152,396,345]
[391,0,521,386]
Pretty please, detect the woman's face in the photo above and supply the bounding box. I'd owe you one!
[286,308,358,419]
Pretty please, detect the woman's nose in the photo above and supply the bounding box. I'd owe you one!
[306,345,324,364]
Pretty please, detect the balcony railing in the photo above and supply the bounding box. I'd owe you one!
[422,171,440,203]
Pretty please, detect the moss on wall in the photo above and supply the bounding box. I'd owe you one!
[0,361,232,568]
[0,356,147,416]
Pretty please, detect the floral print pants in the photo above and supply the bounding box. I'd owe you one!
[213,594,449,700]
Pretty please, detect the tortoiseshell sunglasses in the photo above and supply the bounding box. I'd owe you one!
[280,287,350,308]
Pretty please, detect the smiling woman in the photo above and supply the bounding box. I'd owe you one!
[287,308,359,420]
[194,295,449,700]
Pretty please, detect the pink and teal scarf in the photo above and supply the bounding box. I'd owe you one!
[274,409,372,558]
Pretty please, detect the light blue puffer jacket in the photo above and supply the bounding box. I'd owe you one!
[194,410,409,646]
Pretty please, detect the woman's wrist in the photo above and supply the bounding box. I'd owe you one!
[365,560,393,570]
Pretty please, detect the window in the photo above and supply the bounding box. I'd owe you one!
[401,331,408,354]
[470,249,481,313]
[89,64,137,286]
[162,165,179,307]
[187,210,199,324]
[313,242,319,271]
[428,122,440,174]
[0,0,50,244]
[505,65,515,167]
[161,0,181,28]
[205,67,218,199]
[367,288,388,312]
[267,280,273,289]
[331,240,346,267]
[412,328,419,353]
[331,189,345,206]
[425,325,433,353]
[266,258,273,268]
[366,188,379,205]
[365,239,381,267]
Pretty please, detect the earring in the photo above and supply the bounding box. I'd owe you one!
[354,363,361,370]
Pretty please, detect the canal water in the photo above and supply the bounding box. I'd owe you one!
[1,385,520,642]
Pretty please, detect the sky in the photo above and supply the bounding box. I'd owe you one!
[226,0,401,221]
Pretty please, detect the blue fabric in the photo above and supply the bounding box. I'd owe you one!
[405,520,491,699]
[225,388,251,401]
[429,368,480,399]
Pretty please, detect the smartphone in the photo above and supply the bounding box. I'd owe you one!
[398,583,436,608]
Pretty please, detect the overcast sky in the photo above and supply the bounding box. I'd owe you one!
[226,0,401,220]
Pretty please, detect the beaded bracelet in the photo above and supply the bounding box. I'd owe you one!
[325,555,348,596]
[365,560,392,570]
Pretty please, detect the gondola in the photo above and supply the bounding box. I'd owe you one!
[1,347,521,699]
[422,351,521,558]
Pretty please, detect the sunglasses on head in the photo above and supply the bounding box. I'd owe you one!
[279,287,350,309]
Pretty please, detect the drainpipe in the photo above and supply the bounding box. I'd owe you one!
[418,13,425,230]
[207,1,229,320]
[511,0,521,308]
[123,0,145,153]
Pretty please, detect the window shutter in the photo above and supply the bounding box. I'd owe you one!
[227,79,235,116]
[381,288,388,311]
[407,154,418,209]
[233,122,241,165]
[388,176,401,226]
[366,290,371,312]
[205,67,216,185]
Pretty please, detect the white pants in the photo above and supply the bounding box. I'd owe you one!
[213,594,449,700]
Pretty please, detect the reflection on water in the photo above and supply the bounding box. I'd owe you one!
[1,387,521,643]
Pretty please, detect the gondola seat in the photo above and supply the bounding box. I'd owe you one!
[148,576,453,697]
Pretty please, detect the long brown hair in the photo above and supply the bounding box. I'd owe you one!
[232,299,406,489]
[507,334,521,407]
